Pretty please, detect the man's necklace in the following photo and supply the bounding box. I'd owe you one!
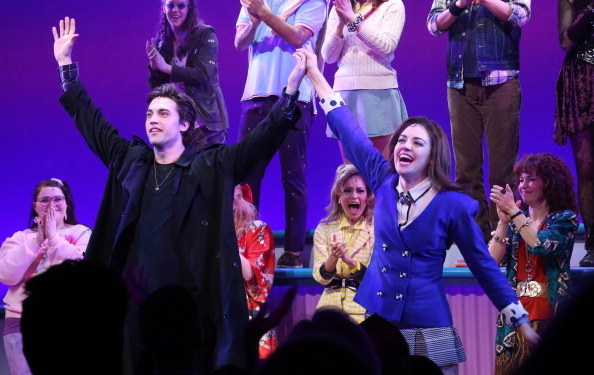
[154,159,175,191]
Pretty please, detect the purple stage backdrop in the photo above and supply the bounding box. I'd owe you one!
[0,2,571,293]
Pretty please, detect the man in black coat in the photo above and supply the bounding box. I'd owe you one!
[52,17,306,374]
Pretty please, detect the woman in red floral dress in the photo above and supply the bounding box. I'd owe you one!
[233,184,277,359]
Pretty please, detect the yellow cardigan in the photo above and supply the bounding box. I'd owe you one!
[312,216,374,323]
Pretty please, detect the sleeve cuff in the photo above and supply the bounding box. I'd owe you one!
[319,92,346,114]
[319,263,337,280]
[500,301,529,327]
[281,87,300,120]
[58,63,80,91]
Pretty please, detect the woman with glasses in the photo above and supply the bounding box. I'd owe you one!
[146,0,229,150]
[0,178,91,375]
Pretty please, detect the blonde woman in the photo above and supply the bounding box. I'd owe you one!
[313,164,374,323]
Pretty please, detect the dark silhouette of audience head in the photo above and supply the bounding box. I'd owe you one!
[360,314,411,375]
[20,259,127,375]
[253,306,381,375]
[136,284,202,375]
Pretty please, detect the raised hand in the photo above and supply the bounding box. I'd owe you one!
[52,17,79,66]
[295,45,320,75]
[287,49,307,94]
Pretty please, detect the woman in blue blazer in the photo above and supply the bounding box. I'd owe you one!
[296,46,539,374]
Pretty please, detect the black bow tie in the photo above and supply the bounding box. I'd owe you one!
[399,191,413,205]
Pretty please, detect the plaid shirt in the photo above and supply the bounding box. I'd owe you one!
[427,0,531,88]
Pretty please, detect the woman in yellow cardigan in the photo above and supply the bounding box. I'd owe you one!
[313,164,375,323]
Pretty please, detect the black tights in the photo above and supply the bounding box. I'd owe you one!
[570,126,594,250]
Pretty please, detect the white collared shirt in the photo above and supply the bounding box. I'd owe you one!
[396,177,438,229]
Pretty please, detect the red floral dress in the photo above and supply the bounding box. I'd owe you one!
[238,220,276,359]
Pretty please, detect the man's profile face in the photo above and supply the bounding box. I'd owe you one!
[145,97,189,149]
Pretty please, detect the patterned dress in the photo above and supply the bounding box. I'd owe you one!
[495,210,579,374]
[238,220,276,359]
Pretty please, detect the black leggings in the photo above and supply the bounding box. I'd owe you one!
[570,126,594,249]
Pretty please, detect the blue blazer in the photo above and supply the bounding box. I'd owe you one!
[327,105,519,327]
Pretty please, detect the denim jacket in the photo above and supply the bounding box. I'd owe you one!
[427,0,531,85]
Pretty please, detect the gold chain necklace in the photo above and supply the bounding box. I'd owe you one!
[153,159,175,191]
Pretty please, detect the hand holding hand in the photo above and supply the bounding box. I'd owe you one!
[52,17,79,66]
[294,45,320,77]
[287,49,307,94]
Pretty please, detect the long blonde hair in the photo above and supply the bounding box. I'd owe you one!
[321,164,374,225]
[233,184,258,238]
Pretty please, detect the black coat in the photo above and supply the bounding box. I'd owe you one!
[148,24,229,132]
[59,81,299,369]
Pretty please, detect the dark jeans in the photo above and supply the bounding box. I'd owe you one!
[238,96,313,253]
[448,78,521,242]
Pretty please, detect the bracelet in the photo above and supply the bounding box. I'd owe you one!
[491,233,509,244]
[347,13,364,32]
[517,218,532,233]
[448,2,465,17]
[350,261,361,274]
[510,211,523,220]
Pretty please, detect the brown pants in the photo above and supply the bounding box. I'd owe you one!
[448,78,521,242]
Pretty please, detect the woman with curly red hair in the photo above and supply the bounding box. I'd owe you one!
[489,153,579,374]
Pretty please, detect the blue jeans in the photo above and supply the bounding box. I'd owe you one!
[238,96,313,253]
[3,333,32,375]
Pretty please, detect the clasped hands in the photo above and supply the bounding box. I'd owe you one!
[34,203,59,248]
[489,184,521,225]
[327,234,355,268]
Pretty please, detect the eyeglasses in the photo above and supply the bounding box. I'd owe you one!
[35,196,66,206]
[165,2,188,10]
